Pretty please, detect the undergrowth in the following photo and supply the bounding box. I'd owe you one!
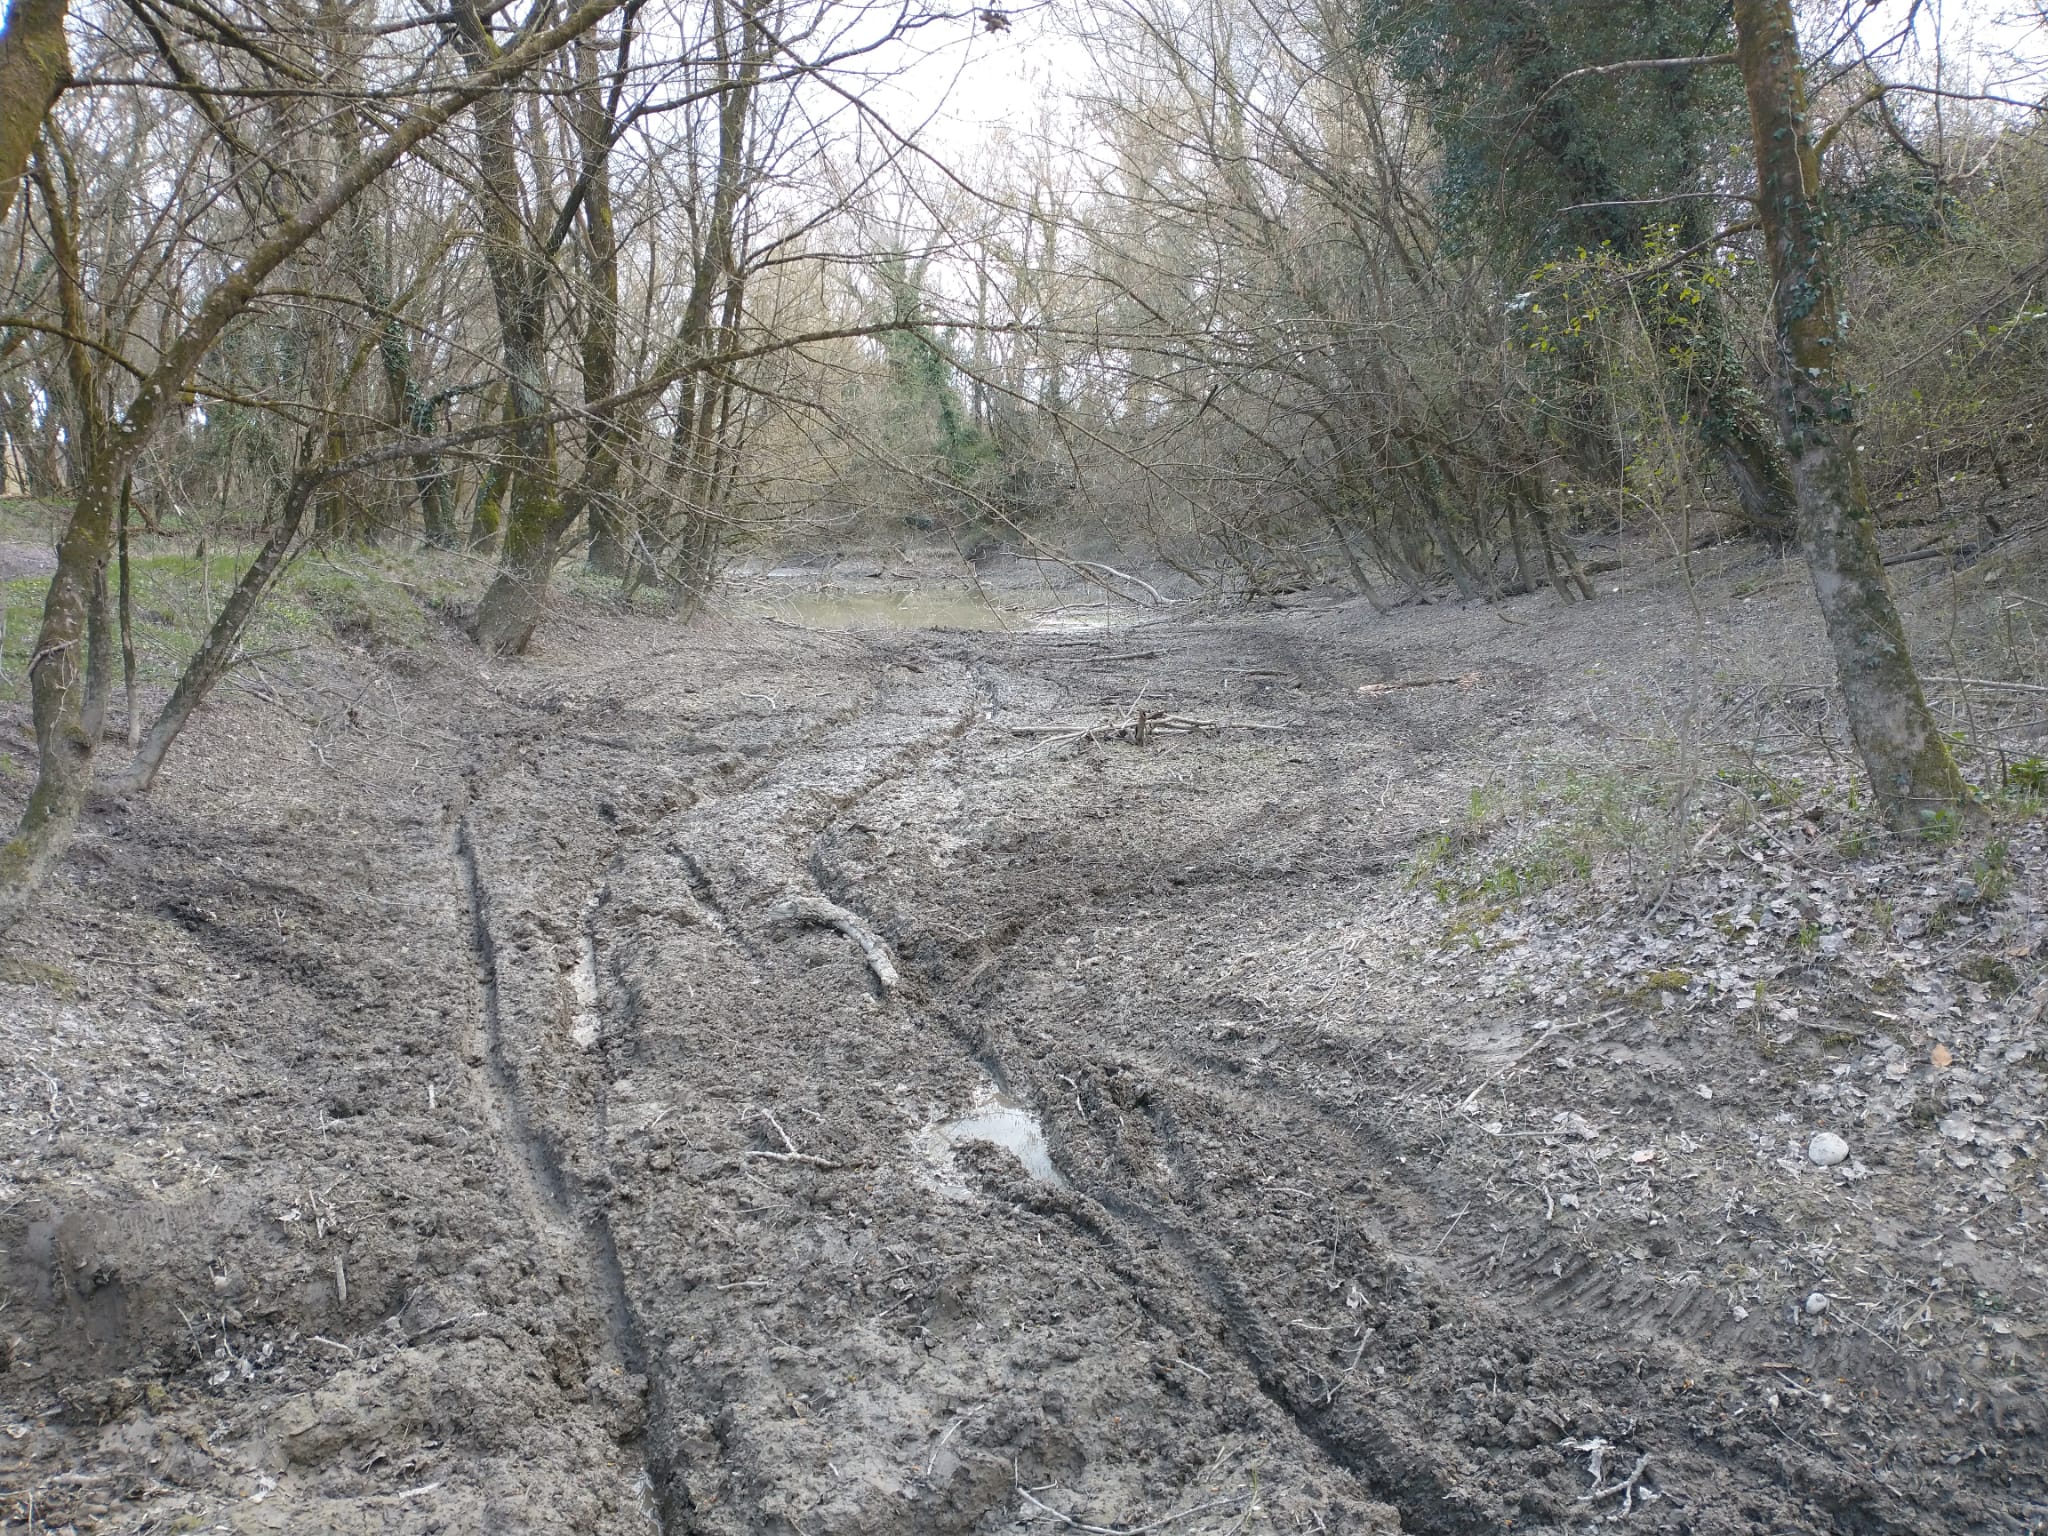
[1410,763,1695,907]
[1411,745,2048,933]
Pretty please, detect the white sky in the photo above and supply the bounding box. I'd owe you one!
[860,5,1078,157]
[1827,0,2048,97]
[860,0,2048,166]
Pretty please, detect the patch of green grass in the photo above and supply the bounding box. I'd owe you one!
[0,953,78,995]
[1959,953,2021,994]
[1,542,489,707]
[1971,838,2015,904]
[1412,764,1690,908]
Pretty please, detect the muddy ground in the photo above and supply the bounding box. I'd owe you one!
[3,531,2046,1534]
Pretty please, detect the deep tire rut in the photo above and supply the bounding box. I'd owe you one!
[454,816,684,1531]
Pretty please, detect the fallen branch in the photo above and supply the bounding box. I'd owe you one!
[1010,710,1292,749]
[1358,672,1481,695]
[1015,1485,1251,1533]
[1924,676,2048,698]
[1021,554,1171,605]
[743,1104,844,1170]
[1070,559,1168,605]
[768,893,899,991]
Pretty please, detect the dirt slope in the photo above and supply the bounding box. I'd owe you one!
[3,541,2044,1534]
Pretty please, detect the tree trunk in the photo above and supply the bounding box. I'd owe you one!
[369,287,458,547]
[1705,407,1799,545]
[1504,489,1537,596]
[469,457,507,551]
[0,0,67,229]
[663,0,763,610]
[107,472,315,794]
[118,475,138,748]
[570,28,627,578]
[1732,0,1964,830]
[1679,313,1798,543]
[0,150,111,929]
[321,0,457,551]
[458,0,567,656]
[1324,511,1390,613]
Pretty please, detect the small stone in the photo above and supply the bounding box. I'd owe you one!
[1805,1292,1830,1316]
[1808,1131,1849,1167]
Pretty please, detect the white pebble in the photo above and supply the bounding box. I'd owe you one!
[1805,1291,1830,1316]
[1808,1131,1849,1167]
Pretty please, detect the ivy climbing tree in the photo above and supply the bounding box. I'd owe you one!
[1730,0,1964,829]
[1366,0,1798,540]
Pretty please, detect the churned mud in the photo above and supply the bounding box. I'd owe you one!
[3,538,2045,1533]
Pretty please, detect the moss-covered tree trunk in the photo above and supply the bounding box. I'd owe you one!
[458,1,565,657]
[1732,0,1964,830]
[0,0,67,229]
[567,29,627,580]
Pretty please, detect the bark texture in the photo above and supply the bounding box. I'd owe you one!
[1732,0,1964,830]
[461,0,566,656]
[0,0,68,228]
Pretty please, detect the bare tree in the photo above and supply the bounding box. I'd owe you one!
[0,0,633,930]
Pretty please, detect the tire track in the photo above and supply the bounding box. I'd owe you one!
[453,817,686,1531]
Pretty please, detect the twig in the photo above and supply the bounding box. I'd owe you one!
[742,1149,844,1169]
[1010,713,1290,749]
[1579,1452,1654,1515]
[925,1403,988,1476]
[1429,1207,1471,1254]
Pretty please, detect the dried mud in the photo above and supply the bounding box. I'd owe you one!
[3,543,2045,1534]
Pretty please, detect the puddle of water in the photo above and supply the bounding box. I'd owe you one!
[757,589,1010,631]
[749,587,1138,635]
[923,1081,1067,1189]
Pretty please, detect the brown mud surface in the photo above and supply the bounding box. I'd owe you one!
[4,540,2046,1534]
